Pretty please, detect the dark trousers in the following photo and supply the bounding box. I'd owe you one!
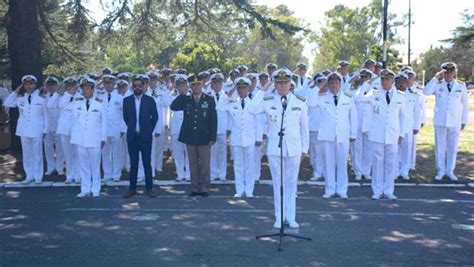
[186,144,211,193]
[128,135,153,190]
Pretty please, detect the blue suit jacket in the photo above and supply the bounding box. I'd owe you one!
[123,94,158,144]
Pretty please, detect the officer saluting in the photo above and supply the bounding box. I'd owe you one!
[170,74,217,197]
[424,62,469,181]
[5,75,49,184]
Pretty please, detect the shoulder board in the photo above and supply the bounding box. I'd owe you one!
[95,98,103,103]
[229,99,237,103]
[75,97,84,101]
[97,91,105,94]
[18,93,25,97]
[318,92,327,96]
[397,90,405,95]
[207,92,213,96]
[263,96,274,101]
[372,88,379,92]
[295,95,306,102]
[344,92,352,97]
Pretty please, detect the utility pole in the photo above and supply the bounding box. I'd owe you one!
[382,0,389,68]
[408,0,412,66]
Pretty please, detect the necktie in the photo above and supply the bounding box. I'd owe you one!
[86,100,90,111]
[386,91,390,105]
[50,93,53,97]
[333,95,338,106]
[343,76,346,83]
[108,93,111,103]
[28,95,31,105]
[447,83,451,92]
[300,78,303,86]
[216,93,220,101]
[249,93,253,99]
[70,96,73,102]
[241,99,245,109]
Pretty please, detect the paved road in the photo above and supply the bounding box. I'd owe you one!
[1,185,473,266]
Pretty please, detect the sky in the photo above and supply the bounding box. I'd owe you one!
[87,0,472,66]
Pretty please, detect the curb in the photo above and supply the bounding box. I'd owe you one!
[0,180,471,189]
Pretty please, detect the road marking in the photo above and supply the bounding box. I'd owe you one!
[452,224,474,231]
[63,207,443,217]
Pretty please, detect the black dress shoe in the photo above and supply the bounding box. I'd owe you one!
[200,192,210,197]
[146,189,156,198]
[188,191,200,197]
[123,190,137,198]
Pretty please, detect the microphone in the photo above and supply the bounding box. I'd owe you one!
[281,95,287,111]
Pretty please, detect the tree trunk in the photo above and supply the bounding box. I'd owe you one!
[6,0,42,154]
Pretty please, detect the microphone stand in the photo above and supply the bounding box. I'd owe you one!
[256,96,311,251]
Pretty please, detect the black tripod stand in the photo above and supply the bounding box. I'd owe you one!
[256,95,311,251]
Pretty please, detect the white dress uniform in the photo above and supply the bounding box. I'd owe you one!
[169,91,190,181]
[70,96,107,196]
[44,92,64,174]
[303,86,325,180]
[5,90,49,183]
[317,90,358,197]
[218,95,263,197]
[364,87,407,199]
[248,91,309,226]
[423,78,469,179]
[398,89,421,179]
[410,85,427,170]
[146,86,171,173]
[50,91,82,182]
[100,90,124,181]
[352,82,377,179]
[209,89,229,180]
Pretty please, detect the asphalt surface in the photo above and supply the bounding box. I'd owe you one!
[1,185,473,266]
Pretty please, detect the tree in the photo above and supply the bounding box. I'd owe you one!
[312,0,405,72]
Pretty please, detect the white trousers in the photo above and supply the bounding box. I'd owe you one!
[44,132,64,173]
[254,144,263,181]
[21,136,44,182]
[60,135,80,181]
[398,133,414,176]
[323,141,350,195]
[410,134,418,169]
[77,146,101,194]
[102,136,123,180]
[434,126,460,175]
[309,131,324,178]
[155,134,165,172]
[210,134,227,179]
[268,155,300,222]
[371,142,397,196]
[232,145,255,195]
[171,134,190,180]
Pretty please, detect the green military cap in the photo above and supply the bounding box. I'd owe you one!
[380,69,396,78]
[441,62,457,71]
[21,75,37,83]
[187,74,201,84]
[273,68,292,82]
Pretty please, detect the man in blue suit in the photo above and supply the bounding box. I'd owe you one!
[122,75,159,198]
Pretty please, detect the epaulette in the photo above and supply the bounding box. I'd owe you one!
[397,90,405,95]
[263,96,274,101]
[295,95,306,102]
[17,93,24,97]
[372,88,379,92]
[75,97,84,101]
[344,92,352,97]
[95,97,103,103]
[229,100,237,103]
